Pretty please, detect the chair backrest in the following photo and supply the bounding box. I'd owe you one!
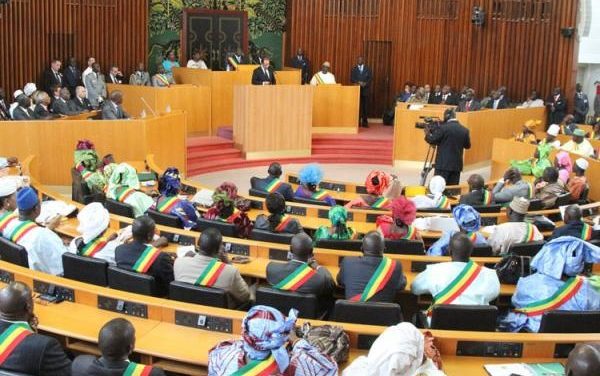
[430,305,498,331]
[508,240,545,257]
[332,300,403,326]
[292,196,331,206]
[105,199,135,218]
[255,287,319,319]
[169,281,228,308]
[554,192,573,208]
[248,187,268,198]
[71,167,86,204]
[579,184,590,202]
[472,204,502,226]
[194,217,238,237]
[471,245,493,257]
[107,266,157,296]
[539,310,600,333]
[315,239,362,251]
[528,199,544,211]
[0,370,35,376]
[147,209,181,228]
[417,208,451,214]
[0,238,29,268]
[250,229,294,244]
[62,253,108,286]
[385,239,425,255]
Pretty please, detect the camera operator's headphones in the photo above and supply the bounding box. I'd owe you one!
[443,108,456,122]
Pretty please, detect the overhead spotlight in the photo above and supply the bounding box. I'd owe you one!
[471,6,485,27]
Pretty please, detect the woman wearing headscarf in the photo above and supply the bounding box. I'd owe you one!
[510,140,553,178]
[106,163,154,217]
[255,192,303,234]
[342,322,445,376]
[294,164,336,206]
[427,205,487,256]
[376,197,422,241]
[0,177,18,216]
[208,305,338,376]
[555,151,573,184]
[313,205,357,242]
[499,237,600,333]
[514,119,540,144]
[74,139,107,194]
[344,171,401,210]
[68,203,122,264]
[152,167,200,229]
[204,182,253,238]
[411,176,451,210]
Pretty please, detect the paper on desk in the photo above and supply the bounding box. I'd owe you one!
[36,200,77,224]
[191,189,214,207]
[177,245,196,258]
[484,363,565,376]
[413,216,459,233]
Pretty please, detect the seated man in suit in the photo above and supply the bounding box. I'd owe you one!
[459,174,493,206]
[267,233,335,310]
[310,61,336,85]
[107,65,124,85]
[550,205,599,241]
[562,129,596,158]
[51,87,78,116]
[33,91,58,119]
[565,343,600,376]
[11,94,35,120]
[69,86,93,113]
[337,231,406,302]
[250,162,294,200]
[492,167,533,204]
[0,281,71,375]
[251,57,276,85]
[152,64,175,87]
[487,197,544,255]
[254,192,303,234]
[457,89,481,112]
[102,90,129,120]
[72,318,165,375]
[487,89,508,109]
[174,227,252,309]
[534,167,567,209]
[129,62,151,86]
[115,215,173,296]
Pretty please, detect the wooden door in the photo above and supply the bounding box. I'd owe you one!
[364,41,392,117]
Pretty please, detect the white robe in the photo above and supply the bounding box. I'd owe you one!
[310,72,336,85]
[561,140,595,158]
[486,222,544,255]
[68,236,119,265]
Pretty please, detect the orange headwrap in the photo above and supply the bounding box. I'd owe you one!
[365,170,391,196]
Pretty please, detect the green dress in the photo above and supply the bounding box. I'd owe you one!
[510,142,552,178]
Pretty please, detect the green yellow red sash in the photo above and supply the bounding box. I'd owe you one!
[157,196,180,214]
[0,212,17,233]
[515,276,585,317]
[311,190,328,201]
[350,257,396,302]
[526,182,533,199]
[274,215,293,233]
[437,196,450,209]
[521,223,536,243]
[228,57,239,70]
[231,355,278,376]
[432,261,482,306]
[581,223,593,241]
[265,179,283,193]
[123,362,154,376]
[156,74,170,87]
[115,187,136,203]
[194,258,226,287]
[274,263,316,291]
[0,323,33,365]
[224,208,240,223]
[314,73,325,85]
[79,236,108,257]
[132,246,161,273]
[9,221,37,243]
[81,169,93,182]
[371,197,389,209]
[402,225,417,240]
[467,232,478,243]
[482,190,492,205]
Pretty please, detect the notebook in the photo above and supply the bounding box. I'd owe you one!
[484,362,565,376]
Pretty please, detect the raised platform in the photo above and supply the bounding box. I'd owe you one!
[186,124,394,176]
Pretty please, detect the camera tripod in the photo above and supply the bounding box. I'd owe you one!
[420,144,437,186]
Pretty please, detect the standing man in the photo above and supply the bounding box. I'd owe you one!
[43,59,63,95]
[81,56,96,88]
[547,87,567,125]
[63,57,81,97]
[84,62,107,108]
[350,56,373,128]
[251,57,276,86]
[425,108,471,185]
[291,48,310,85]
[574,83,589,124]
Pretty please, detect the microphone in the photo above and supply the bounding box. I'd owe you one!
[140,97,157,117]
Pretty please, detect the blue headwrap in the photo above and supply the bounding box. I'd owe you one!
[16,187,39,211]
[452,204,481,232]
[531,236,600,279]
[159,167,181,197]
[241,305,298,372]
[298,163,323,186]
[172,201,199,229]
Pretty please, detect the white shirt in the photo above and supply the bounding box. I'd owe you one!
[517,99,545,108]
[310,72,336,85]
[82,67,93,87]
[187,59,208,69]
[68,236,119,265]
[486,222,543,255]
[561,140,595,158]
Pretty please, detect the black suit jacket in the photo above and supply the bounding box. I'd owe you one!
[290,55,310,84]
[0,99,11,120]
[251,66,276,85]
[43,69,64,94]
[72,356,165,376]
[425,119,471,172]
[51,98,76,115]
[250,176,294,200]
[267,260,335,298]
[350,65,372,95]
[549,95,567,124]
[440,93,459,105]
[12,106,35,121]
[337,256,406,302]
[550,221,599,241]
[457,99,481,112]
[115,241,174,296]
[429,92,442,104]
[459,189,489,206]
[68,97,92,112]
[0,321,71,375]
[63,66,81,90]
[33,104,57,120]
[486,97,508,110]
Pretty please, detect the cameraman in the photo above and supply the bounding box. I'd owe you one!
[424,108,471,185]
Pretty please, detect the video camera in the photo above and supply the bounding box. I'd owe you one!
[415,116,442,130]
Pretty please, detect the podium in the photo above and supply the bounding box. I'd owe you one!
[233,85,313,160]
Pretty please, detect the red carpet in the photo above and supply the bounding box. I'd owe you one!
[187,124,394,176]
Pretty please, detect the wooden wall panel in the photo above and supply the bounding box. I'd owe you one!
[286,0,579,110]
[0,0,148,96]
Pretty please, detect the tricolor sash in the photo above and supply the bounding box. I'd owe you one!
[482,190,492,205]
[123,362,154,376]
[314,73,325,85]
[274,215,293,233]
[432,261,482,307]
[231,355,278,376]
[401,225,417,240]
[581,223,593,241]
[0,323,33,365]
[115,187,136,203]
[514,276,585,317]
[371,197,389,209]
[79,236,108,257]
[227,57,239,70]
[156,74,170,87]
[274,263,316,291]
[9,221,37,243]
[265,179,283,193]
[437,196,450,209]
[311,190,328,201]
[526,182,534,199]
[350,257,396,302]
[521,223,536,243]
[467,232,479,244]
[194,258,226,287]
[0,212,17,233]
[224,208,240,223]
[157,196,180,214]
[81,169,94,182]
[132,246,161,273]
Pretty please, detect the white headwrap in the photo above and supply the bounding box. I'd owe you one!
[77,202,110,243]
[428,175,446,197]
[0,176,17,197]
[575,158,589,171]
[547,124,560,137]
[23,83,37,97]
[13,90,23,99]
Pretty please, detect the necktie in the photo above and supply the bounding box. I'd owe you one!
[264,69,269,79]
[466,101,471,111]
[55,72,61,83]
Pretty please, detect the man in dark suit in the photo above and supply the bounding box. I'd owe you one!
[574,83,589,124]
[0,87,10,120]
[33,92,57,120]
[42,59,64,95]
[459,174,492,206]
[290,48,310,85]
[350,56,373,127]
[250,162,294,200]
[52,87,78,116]
[115,216,173,296]
[337,231,406,303]
[440,85,459,105]
[69,86,93,112]
[12,95,35,120]
[425,108,471,185]
[486,90,508,110]
[547,87,567,125]
[549,205,599,241]
[63,57,82,97]
[101,91,129,120]
[429,84,442,104]
[457,89,481,112]
[72,318,165,376]
[251,57,276,85]
[0,282,71,375]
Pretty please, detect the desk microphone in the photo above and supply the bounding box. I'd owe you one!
[140,97,157,117]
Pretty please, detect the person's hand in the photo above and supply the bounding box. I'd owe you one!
[46,215,63,231]
[218,244,230,264]
[151,236,169,248]
[107,232,118,241]
[308,258,319,269]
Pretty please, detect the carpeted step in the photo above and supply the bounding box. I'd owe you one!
[187,136,234,151]
[187,148,242,162]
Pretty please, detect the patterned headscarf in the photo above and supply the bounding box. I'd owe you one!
[555,151,573,183]
[391,196,417,225]
[76,139,95,151]
[205,182,253,237]
[159,167,181,197]
[365,171,390,196]
[532,236,600,279]
[242,305,298,373]
[107,163,140,197]
[452,204,481,232]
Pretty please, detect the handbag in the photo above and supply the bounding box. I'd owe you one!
[495,254,532,285]
[297,322,350,363]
